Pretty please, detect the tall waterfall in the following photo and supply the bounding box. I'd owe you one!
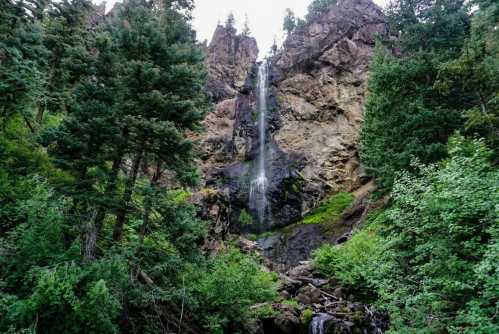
[249,61,269,224]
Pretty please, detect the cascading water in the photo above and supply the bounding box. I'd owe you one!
[249,61,269,224]
[309,313,333,334]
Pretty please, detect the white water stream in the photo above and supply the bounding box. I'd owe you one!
[249,61,269,224]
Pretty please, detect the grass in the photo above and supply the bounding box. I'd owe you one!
[300,191,355,226]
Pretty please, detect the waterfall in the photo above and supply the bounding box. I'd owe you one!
[309,313,333,334]
[249,61,269,224]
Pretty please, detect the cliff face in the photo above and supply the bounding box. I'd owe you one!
[272,0,387,204]
[198,25,259,180]
[198,0,388,247]
[205,25,259,102]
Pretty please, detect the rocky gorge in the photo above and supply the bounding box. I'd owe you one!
[198,0,387,263]
[196,0,391,332]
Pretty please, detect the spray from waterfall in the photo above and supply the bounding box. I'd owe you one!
[249,61,269,224]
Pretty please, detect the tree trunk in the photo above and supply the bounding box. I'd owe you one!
[139,161,162,243]
[113,146,144,241]
[84,154,123,260]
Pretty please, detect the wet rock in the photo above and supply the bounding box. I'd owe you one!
[333,287,346,300]
[273,312,300,333]
[296,285,322,305]
[279,290,291,300]
[288,262,312,278]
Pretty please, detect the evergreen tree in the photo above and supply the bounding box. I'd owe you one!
[283,8,297,34]
[0,0,49,131]
[360,0,472,191]
[435,0,499,157]
[242,13,251,36]
[38,0,93,123]
[225,12,236,32]
[306,0,336,21]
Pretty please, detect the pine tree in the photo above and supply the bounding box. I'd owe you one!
[225,12,236,32]
[0,0,49,131]
[283,8,297,34]
[435,0,499,157]
[242,14,250,36]
[38,0,93,123]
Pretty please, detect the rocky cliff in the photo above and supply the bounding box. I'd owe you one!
[198,0,388,260]
[271,0,387,208]
[205,25,259,102]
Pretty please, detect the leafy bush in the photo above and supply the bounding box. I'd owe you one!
[2,259,128,334]
[313,223,385,286]
[330,137,498,332]
[189,249,278,332]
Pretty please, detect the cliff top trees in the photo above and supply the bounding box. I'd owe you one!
[225,11,236,32]
[283,8,298,34]
[242,13,251,36]
[306,0,336,21]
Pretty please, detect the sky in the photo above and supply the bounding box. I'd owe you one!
[94,0,388,58]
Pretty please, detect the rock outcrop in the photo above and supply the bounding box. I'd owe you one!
[243,260,389,334]
[205,25,259,102]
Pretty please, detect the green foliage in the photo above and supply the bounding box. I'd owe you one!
[283,8,300,34]
[188,248,278,332]
[238,208,254,226]
[434,0,499,158]
[300,191,354,226]
[281,299,299,309]
[251,303,278,319]
[360,46,463,191]
[301,308,314,325]
[6,262,124,334]
[359,0,491,192]
[313,224,385,289]
[325,137,498,332]
[386,0,470,56]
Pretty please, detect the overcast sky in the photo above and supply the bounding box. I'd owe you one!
[94,0,388,58]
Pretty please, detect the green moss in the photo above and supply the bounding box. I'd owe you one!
[301,308,314,325]
[251,110,259,122]
[245,230,278,241]
[301,192,354,226]
[258,231,277,239]
[246,234,257,241]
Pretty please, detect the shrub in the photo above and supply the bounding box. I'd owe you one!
[238,209,254,227]
[373,137,497,331]
[312,222,386,298]
[189,248,278,332]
